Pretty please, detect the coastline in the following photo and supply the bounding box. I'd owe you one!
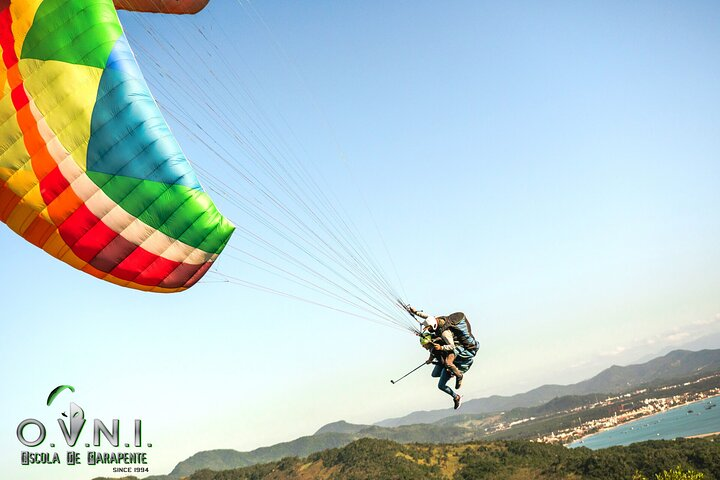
[569,394,720,446]
[685,431,720,439]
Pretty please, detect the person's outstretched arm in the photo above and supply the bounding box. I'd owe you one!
[407,305,429,319]
[438,330,456,351]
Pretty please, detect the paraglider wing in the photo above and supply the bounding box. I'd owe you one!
[114,0,209,15]
[0,0,234,292]
[47,385,75,406]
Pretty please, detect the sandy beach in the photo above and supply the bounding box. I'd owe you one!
[685,432,720,439]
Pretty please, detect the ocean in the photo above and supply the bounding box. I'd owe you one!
[568,395,720,450]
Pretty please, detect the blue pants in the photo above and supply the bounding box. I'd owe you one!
[431,363,456,398]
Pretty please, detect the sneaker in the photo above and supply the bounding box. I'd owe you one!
[455,374,463,390]
[453,394,462,410]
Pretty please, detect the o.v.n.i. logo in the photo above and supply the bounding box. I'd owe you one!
[17,385,143,447]
[16,386,151,468]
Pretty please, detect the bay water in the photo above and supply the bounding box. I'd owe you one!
[569,395,720,449]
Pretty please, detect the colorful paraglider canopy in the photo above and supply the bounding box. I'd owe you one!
[0,0,233,292]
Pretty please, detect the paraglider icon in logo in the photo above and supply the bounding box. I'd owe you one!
[46,385,76,407]
[0,0,233,292]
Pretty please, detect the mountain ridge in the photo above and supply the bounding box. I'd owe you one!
[376,348,720,427]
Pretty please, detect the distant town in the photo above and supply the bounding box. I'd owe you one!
[481,372,720,445]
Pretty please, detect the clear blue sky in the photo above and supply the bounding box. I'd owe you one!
[2,1,720,478]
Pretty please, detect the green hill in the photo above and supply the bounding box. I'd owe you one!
[94,436,720,480]
[170,432,358,476]
[315,421,369,435]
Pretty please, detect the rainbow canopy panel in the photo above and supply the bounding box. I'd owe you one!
[0,0,234,292]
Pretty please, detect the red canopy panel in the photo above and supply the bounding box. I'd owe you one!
[113,0,209,14]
